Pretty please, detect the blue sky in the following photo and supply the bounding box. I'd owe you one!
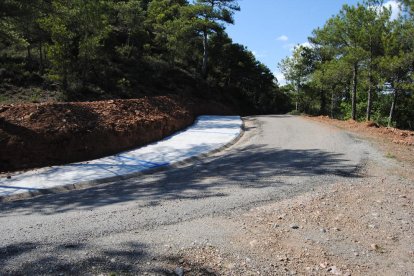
[226,0,400,84]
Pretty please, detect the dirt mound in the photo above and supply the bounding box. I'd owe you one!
[310,116,414,146]
[0,96,233,173]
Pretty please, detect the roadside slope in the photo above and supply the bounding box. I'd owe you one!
[0,96,233,173]
[0,116,242,201]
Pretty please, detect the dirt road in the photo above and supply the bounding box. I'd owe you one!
[1,115,412,275]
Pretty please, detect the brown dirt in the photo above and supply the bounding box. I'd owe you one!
[0,96,233,173]
[307,116,414,146]
[164,117,414,276]
[305,116,414,166]
[174,170,413,276]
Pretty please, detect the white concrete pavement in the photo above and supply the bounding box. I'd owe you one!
[0,115,242,199]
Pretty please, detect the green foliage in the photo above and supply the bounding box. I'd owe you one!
[288,110,302,116]
[0,0,287,115]
[280,0,414,130]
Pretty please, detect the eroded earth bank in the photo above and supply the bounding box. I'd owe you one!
[0,96,232,173]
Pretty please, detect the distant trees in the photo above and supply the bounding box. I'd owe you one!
[279,45,316,112]
[280,0,414,129]
[380,18,414,127]
[0,0,290,114]
[191,0,240,77]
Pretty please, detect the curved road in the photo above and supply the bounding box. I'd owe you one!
[0,115,371,274]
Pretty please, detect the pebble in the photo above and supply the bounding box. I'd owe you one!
[290,224,300,229]
[175,267,184,276]
[328,266,342,275]
[250,240,258,247]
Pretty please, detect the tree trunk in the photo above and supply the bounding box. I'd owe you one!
[42,44,47,66]
[39,42,44,74]
[202,29,208,78]
[330,88,335,119]
[27,46,32,61]
[388,87,398,127]
[351,63,358,120]
[63,73,68,91]
[366,52,373,121]
[366,78,373,121]
[62,64,68,91]
[296,81,300,111]
[320,89,327,115]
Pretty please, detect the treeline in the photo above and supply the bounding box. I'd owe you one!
[0,0,290,114]
[280,0,414,129]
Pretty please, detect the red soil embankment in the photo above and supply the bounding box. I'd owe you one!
[0,96,233,173]
[308,116,414,146]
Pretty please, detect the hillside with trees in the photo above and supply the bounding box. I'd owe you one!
[279,0,414,130]
[0,0,290,114]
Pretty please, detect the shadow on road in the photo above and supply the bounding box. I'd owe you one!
[0,241,152,275]
[0,144,360,215]
[0,239,219,275]
[0,137,364,275]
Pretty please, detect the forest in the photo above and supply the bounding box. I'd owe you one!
[2,0,414,129]
[280,0,414,130]
[0,0,290,114]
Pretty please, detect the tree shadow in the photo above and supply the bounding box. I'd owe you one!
[1,241,150,275]
[0,242,38,263]
[0,144,361,216]
[0,119,43,140]
[0,138,364,275]
[0,239,229,275]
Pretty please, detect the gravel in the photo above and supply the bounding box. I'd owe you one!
[0,115,400,275]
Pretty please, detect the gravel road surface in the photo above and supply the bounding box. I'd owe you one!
[0,115,376,275]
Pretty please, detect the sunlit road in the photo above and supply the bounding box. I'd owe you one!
[0,115,368,274]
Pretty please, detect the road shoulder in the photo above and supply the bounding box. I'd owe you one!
[0,115,243,202]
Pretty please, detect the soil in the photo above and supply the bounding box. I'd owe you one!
[162,116,414,276]
[0,95,233,173]
[172,169,413,276]
[305,116,414,166]
[307,116,414,146]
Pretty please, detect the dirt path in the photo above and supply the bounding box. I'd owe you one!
[0,115,412,275]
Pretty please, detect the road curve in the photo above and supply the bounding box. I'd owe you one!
[0,115,370,274]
